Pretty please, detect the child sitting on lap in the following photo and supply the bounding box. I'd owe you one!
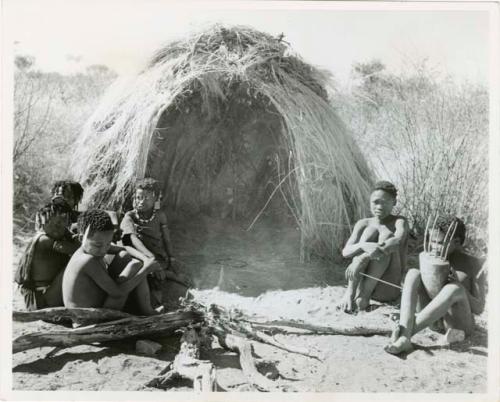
[62,209,162,315]
[337,181,409,313]
[385,216,486,354]
[120,178,192,302]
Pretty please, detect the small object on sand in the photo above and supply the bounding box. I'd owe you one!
[136,339,162,355]
[440,328,465,345]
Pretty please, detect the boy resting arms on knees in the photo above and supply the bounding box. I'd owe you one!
[120,178,192,298]
[385,216,486,354]
[63,209,162,315]
[337,181,409,313]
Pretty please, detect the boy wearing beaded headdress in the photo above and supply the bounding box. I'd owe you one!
[120,178,192,300]
[385,216,486,354]
[337,181,409,313]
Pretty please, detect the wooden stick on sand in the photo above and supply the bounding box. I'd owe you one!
[359,272,402,290]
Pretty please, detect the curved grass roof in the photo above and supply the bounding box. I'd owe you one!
[73,24,373,258]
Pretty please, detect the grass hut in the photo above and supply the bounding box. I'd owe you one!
[73,24,373,259]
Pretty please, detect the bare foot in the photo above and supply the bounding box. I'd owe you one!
[441,328,465,345]
[142,305,166,316]
[389,324,402,343]
[336,291,355,313]
[384,335,413,355]
[355,296,369,311]
[155,305,166,314]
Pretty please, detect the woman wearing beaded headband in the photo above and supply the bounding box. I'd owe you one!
[15,199,80,310]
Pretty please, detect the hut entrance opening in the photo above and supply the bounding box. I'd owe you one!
[145,87,333,296]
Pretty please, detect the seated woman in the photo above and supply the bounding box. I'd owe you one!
[16,199,80,311]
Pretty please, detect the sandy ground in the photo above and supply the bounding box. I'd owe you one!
[11,218,488,392]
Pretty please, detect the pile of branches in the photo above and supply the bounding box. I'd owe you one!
[13,296,391,392]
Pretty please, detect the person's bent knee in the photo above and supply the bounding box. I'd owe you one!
[129,260,142,269]
[442,283,467,303]
[405,268,421,283]
[352,254,370,267]
[118,250,128,258]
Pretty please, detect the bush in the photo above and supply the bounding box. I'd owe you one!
[333,60,488,254]
[13,56,117,233]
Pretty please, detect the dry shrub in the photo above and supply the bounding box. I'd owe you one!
[335,61,488,254]
[13,56,117,233]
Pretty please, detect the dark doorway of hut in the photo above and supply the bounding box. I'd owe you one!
[146,90,344,299]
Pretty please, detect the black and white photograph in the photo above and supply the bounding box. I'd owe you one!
[1,0,499,398]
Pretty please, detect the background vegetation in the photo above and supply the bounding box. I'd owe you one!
[332,60,488,255]
[13,55,117,243]
[13,55,488,255]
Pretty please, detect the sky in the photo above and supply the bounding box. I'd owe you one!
[2,0,492,86]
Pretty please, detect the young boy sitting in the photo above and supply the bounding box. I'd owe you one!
[62,209,162,315]
[385,216,486,354]
[337,181,409,313]
[120,178,192,300]
[16,199,80,310]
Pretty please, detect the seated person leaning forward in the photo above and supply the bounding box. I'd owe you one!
[385,216,486,354]
[63,209,162,315]
[120,178,191,300]
[15,199,80,311]
[337,181,409,313]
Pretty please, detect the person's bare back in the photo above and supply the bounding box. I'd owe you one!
[62,248,109,308]
[62,209,162,314]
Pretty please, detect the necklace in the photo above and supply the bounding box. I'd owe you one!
[134,209,156,224]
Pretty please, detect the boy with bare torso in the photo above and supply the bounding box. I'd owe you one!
[385,216,486,354]
[63,209,162,315]
[337,181,409,312]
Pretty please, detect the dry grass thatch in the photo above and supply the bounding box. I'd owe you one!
[73,24,373,258]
